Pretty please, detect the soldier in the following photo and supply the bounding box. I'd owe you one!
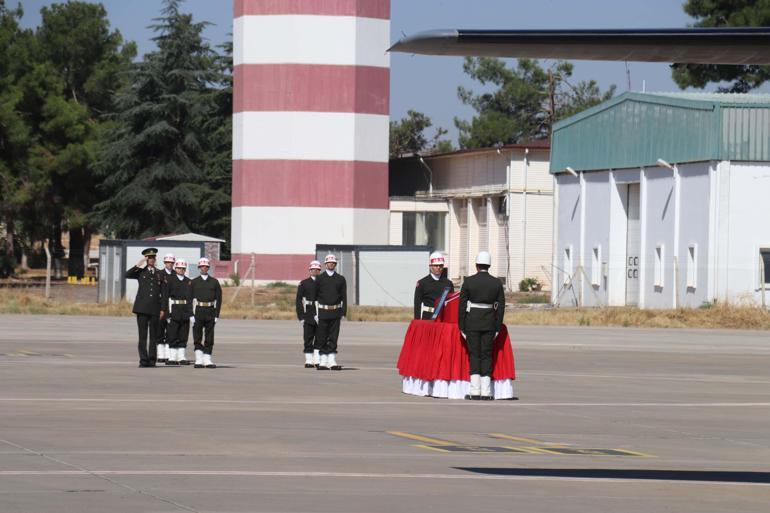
[125,248,167,367]
[296,260,321,368]
[458,251,505,400]
[414,252,454,319]
[163,258,193,366]
[191,257,222,369]
[157,253,176,363]
[314,254,346,370]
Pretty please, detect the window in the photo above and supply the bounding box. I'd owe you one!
[687,244,697,289]
[563,246,573,285]
[760,248,770,285]
[402,212,446,251]
[654,244,665,288]
[591,245,601,286]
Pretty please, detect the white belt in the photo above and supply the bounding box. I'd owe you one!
[317,303,342,311]
[301,297,312,313]
[421,304,435,314]
[170,300,187,305]
[466,301,495,312]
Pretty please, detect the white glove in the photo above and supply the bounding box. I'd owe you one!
[342,316,346,321]
[495,331,499,338]
[167,318,171,324]
[314,315,319,324]
[214,317,218,324]
[299,319,304,326]
[190,316,195,325]
[460,331,466,340]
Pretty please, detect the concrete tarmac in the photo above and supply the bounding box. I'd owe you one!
[0,314,768,512]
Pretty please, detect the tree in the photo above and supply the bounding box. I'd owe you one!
[389,110,451,158]
[455,58,615,148]
[36,1,136,277]
[94,0,222,239]
[673,0,770,92]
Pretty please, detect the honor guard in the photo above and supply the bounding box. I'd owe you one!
[414,252,454,319]
[163,259,193,365]
[296,260,321,368]
[314,254,346,370]
[125,248,168,367]
[458,251,505,400]
[157,253,176,363]
[191,258,222,368]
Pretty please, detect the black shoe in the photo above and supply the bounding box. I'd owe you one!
[316,365,330,371]
[304,363,315,368]
[480,396,494,401]
[194,363,204,368]
[205,364,217,369]
[165,360,179,366]
[179,360,190,366]
[464,394,480,400]
[330,365,342,371]
[157,358,167,363]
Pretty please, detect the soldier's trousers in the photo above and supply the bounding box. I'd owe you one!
[193,319,215,355]
[315,318,340,355]
[157,318,168,347]
[167,319,190,349]
[465,330,495,377]
[302,321,317,353]
[136,314,159,365]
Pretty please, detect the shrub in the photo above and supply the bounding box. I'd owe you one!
[519,277,542,292]
[229,272,241,287]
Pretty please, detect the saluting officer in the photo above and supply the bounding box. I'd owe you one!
[458,251,505,400]
[163,258,193,365]
[314,254,346,370]
[296,260,321,368]
[414,252,454,319]
[191,257,222,369]
[157,253,176,363]
[125,248,167,367]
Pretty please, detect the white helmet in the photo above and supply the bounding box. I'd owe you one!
[163,253,175,263]
[309,260,322,270]
[174,259,187,269]
[429,252,445,266]
[198,257,210,267]
[475,251,492,266]
[324,254,337,264]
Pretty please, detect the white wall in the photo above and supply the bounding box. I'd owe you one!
[677,162,711,308]
[581,172,611,306]
[641,167,677,308]
[724,162,770,304]
[553,173,581,305]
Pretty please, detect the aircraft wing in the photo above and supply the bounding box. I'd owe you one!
[388,28,770,65]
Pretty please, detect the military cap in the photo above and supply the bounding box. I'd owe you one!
[142,247,159,257]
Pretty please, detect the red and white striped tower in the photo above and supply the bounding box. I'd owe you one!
[232,0,391,280]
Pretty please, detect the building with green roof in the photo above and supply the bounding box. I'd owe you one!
[550,92,770,309]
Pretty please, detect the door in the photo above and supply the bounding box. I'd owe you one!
[625,183,641,306]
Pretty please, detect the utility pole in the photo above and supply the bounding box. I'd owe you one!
[548,69,556,139]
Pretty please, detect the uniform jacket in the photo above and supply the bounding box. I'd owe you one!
[458,271,505,333]
[414,274,454,319]
[163,275,194,321]
[295,277,318,323]
[191,275,222,321]
[126,265,167,316]
[316,271,347,320]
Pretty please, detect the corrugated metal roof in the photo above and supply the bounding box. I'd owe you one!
[551,91,770,173]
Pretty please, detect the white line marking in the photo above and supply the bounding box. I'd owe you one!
[0,470,765,487]
[0,398,767,407]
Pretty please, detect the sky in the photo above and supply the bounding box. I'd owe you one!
[16,0,758,144]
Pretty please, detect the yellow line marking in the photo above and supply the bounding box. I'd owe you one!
[519,446,558,454]
[413,444,452,453]
[487,433,569,446]
[500,446,549,454]
[387,431,458,447]
[610,449,656,458]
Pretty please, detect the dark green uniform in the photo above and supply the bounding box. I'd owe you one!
[164,274,193,358]
[191,275,222,356]
[315,271,347,356]
[458,271,505,378]
[296,277,318,354]
[414,274,454,319]
[125,265,167,366]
